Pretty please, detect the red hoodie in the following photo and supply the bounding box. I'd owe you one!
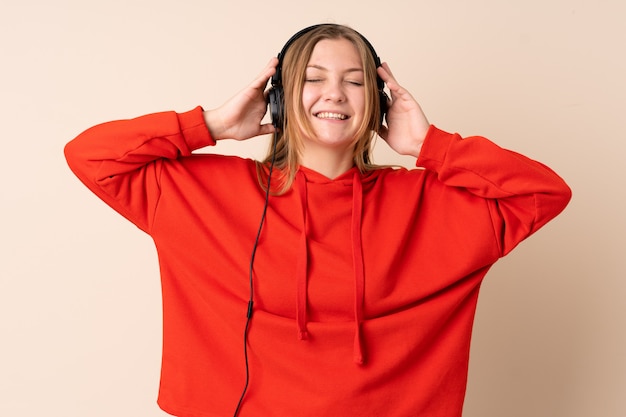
[64,106,571,417]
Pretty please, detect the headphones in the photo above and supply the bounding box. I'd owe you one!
[267,24,388,130]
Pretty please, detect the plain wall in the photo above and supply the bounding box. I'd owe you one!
[1,0,624,416]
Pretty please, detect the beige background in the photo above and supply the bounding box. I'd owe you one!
[1,0,624,416]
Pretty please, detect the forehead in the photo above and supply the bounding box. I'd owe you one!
[307,38,362,68]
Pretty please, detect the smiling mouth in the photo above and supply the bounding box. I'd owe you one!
[315,112,349,120]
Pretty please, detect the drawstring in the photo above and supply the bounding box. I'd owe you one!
[351,171,366,364]
[295,172,309,340]
[293,169,366,364]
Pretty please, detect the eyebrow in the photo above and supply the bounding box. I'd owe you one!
[306,65,364,73]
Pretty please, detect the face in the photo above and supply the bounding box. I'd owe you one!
[299,38,366,157]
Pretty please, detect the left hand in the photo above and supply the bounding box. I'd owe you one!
[377,63,430,158]
[204,58,278,141]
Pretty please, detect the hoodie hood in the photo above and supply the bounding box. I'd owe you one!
[293,166,375,365]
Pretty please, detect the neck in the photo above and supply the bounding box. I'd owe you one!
[300,144,355,179]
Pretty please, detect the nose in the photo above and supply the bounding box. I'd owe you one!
[323,78,346,102]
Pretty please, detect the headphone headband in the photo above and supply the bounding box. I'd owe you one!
[272,24,383,89]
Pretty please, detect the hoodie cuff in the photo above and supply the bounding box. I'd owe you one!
[416,125,460,171]
[177,106,216,152]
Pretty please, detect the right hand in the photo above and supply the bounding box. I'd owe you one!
[377,62,430,158]
[204,58,278,141]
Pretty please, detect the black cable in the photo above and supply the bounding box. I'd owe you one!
[232,133,278,417]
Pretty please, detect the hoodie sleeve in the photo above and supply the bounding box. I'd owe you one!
[416,125,572,256]
[64,106,214,233]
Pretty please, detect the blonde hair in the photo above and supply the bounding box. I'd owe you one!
[257,24,383,194]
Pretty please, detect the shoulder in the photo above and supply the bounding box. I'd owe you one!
[365,165,429,183]
[176,153,255,167]
[162,153,259,180]
[361,166,435,199]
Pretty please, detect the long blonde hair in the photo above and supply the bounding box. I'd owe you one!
[257,24,383,194]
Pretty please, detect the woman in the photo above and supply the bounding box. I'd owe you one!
[65,24,571,417]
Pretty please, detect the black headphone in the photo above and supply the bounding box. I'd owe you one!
[267,24,388,130]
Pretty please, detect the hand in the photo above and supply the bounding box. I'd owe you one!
[377,63,430,157]
[204,58,278,141]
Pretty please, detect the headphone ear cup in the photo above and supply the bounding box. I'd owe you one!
[268,86,284,129]
[378,89,389,126]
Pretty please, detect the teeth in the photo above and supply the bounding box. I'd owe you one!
[316,112,348,120]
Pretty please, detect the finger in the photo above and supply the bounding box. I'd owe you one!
[376,66,389,85]
[377,63,403,101]
[377,62,397,84]
[383,62,397,77]
[258,122,276,136]
[250,57,278,90]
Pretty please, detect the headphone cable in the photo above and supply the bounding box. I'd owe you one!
[232,132,278,417]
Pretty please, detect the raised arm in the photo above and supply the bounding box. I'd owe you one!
[417,126,572,256]
[377,62,570,255]
[64,58,279,232]
[64,107,212,232]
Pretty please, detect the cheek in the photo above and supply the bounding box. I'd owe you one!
[353,98,367,121]
[300,87,317,111]
[350,89,367,114]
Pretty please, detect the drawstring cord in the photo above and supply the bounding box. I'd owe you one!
[293,170,367,364]
[351,172,366,364]
[295,172,309,340]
